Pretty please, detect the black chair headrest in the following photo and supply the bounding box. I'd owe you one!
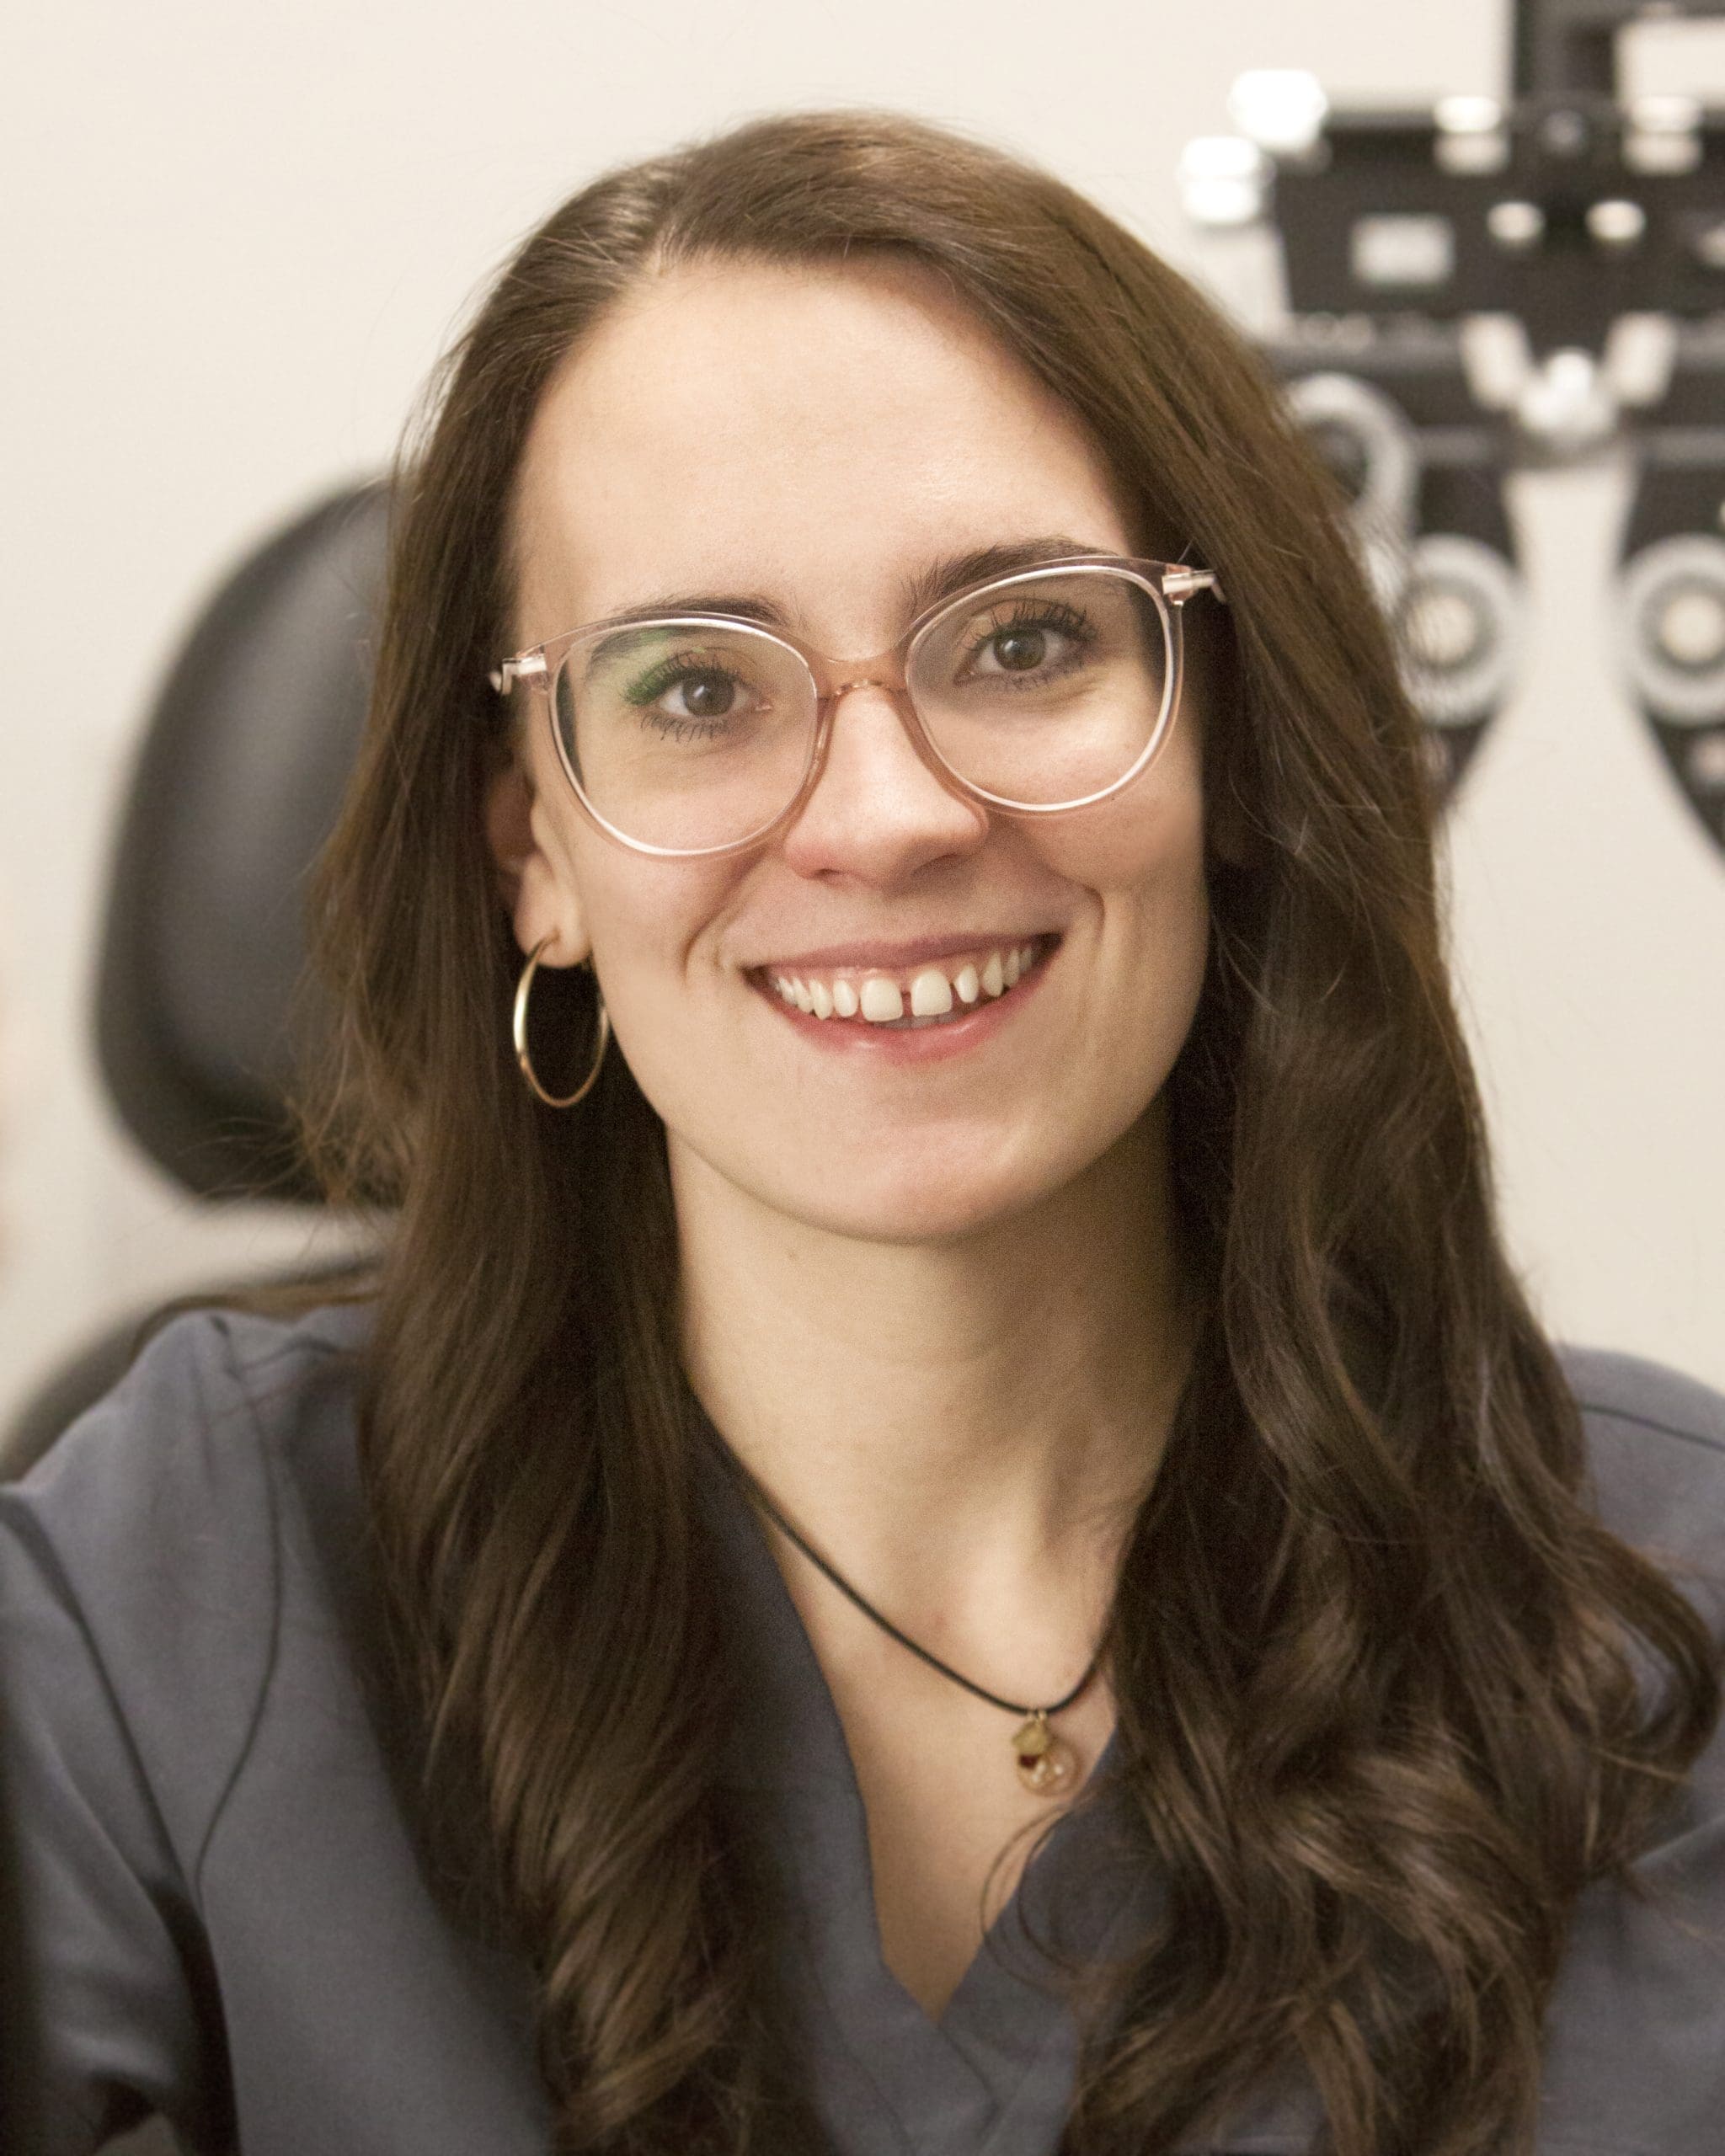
[95,481,389,1203]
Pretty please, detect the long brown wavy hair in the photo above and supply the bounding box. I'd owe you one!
[302,109,1721,2156]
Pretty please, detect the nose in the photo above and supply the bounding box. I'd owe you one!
[777,679,989,883]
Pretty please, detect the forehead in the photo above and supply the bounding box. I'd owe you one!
[508,254,1144,643]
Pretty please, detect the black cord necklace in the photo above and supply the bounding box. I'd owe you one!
[705,1428,1109,1796]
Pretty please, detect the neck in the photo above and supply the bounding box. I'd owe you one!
[673,1102,1196,1677]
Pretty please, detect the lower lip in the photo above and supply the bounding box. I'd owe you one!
[749,940,1059,1063]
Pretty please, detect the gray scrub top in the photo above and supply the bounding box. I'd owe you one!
[1,1302,1722,2156]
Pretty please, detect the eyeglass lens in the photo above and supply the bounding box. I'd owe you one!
[550,568,1173,851]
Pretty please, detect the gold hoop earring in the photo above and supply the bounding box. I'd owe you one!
[512,936,611,1108]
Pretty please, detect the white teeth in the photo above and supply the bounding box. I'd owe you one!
[859,976,905,1023]
[766,940,1046,1023]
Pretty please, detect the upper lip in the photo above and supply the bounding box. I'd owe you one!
[746,931,1058,974]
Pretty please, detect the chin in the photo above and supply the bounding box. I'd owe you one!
[665,1107,1124,1251]
[763,1150,1075,1249]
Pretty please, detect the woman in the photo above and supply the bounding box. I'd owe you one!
[3,109,1722,2156]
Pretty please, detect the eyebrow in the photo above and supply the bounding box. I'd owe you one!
[581,535,1110,638]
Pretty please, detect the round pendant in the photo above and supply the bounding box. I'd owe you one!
[1012,1711,1078,1796]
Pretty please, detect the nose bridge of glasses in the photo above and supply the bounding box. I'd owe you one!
[798,648,967,811]
[808,645,925,751]
[812,635,910,703]
[826,673,905,718]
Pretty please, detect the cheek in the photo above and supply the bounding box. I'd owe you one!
[1038,758,1212,1111]
[1039,735,1210,934]
[569,835,740,1023]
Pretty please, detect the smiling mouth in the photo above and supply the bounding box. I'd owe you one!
[753,936,1058,1029]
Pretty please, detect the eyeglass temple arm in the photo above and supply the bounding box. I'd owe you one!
[1162,567,1228,606]
[489,654,549,695]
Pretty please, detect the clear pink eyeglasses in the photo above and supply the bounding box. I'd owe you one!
[489,550,1226,859]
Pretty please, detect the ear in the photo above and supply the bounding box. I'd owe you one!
[483,757,590,966]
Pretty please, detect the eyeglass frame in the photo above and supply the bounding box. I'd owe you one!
[489,551,1228,861]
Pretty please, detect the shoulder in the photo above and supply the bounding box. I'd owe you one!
[1,1298,372,1600]
[1553,1342,1725,1589]
[1535,1349,1725,2146]
[1556,1337,1725,1456]
[0,1299,373,1865]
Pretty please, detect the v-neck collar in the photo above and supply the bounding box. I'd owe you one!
[687,1405,1168,2156]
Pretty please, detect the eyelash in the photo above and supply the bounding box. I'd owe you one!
[956,598,1096,685]
[623,650,744,737]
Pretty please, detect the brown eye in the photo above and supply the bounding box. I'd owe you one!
[991,628,1048,673]
[678,670,738,718]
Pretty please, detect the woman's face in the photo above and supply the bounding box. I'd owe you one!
[493,253,1219,1246]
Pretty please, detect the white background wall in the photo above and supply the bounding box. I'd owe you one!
[3,0,1722,1416]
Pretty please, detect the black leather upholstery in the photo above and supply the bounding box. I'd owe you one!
[95,481,390,1203]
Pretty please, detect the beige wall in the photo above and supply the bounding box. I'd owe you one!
[3,0,1721,1412]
